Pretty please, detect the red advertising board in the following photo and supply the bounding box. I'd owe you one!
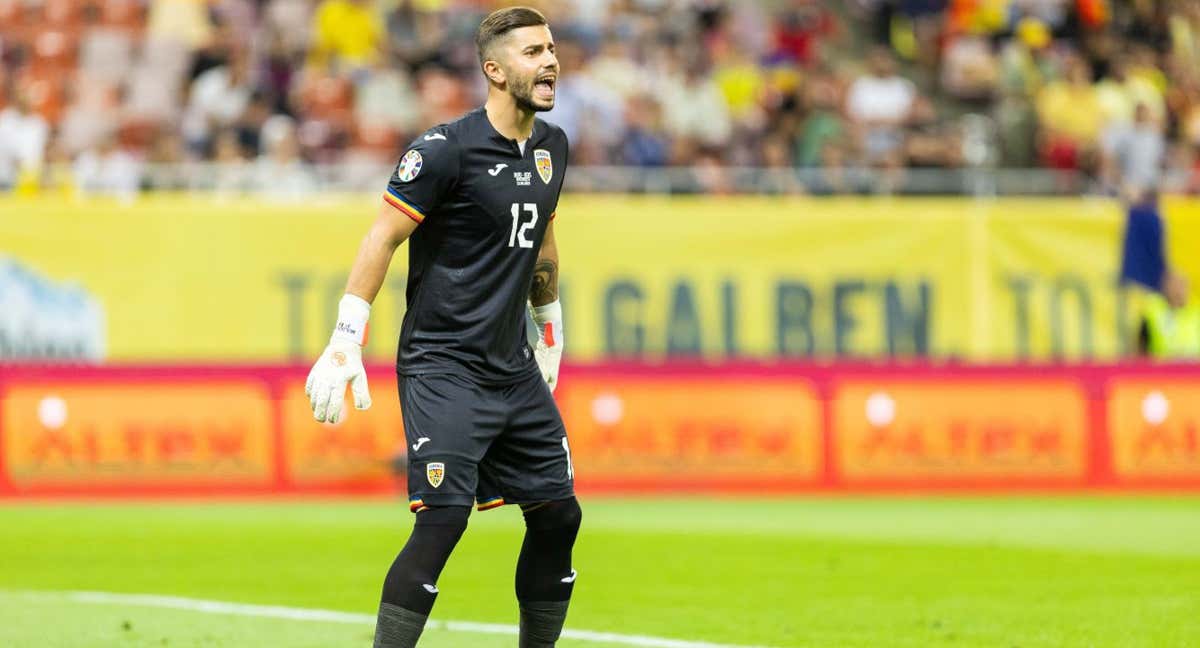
[1108,379,1200,480]
[279,377,406,487]
[1,378,275,494]
[2,363,1200,496]
[558,374,823,491]
[832,380,1088,484]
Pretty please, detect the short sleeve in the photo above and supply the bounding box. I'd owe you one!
[383,127,459,224]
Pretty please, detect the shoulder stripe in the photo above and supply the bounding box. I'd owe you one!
[384,189,425,223]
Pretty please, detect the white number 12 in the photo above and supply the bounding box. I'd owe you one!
[509,203,538,249]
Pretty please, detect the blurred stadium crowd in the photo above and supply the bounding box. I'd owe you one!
[1,0,1198,195]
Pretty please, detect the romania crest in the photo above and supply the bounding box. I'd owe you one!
[426,462,445,488]
[534,149,552,184]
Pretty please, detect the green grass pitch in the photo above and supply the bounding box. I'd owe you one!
[1,497,1198,647]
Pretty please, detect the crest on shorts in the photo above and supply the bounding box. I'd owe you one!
[397,150,423,182]
[534,149,552,184]
[426,462,445,488]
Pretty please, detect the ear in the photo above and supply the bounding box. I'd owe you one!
[483,59,506,86]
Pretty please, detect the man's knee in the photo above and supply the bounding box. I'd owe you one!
[414,504,471,536]
[521,497,581,533]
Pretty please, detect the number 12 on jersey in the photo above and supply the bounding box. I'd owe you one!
[509,203,539,249]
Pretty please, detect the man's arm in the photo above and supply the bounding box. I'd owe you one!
[530,221,559,306]
[346,201,422,303]
[530,221,564,391]
[305,201,420,423]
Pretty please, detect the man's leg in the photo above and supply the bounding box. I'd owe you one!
[515,497,582,648]
[373,505,471,648]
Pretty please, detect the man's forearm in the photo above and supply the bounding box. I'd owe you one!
[530,256,558,306]
[531,229,559,306]
[345,220,404,304]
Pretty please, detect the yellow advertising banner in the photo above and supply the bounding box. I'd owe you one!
[3,195,1200,362]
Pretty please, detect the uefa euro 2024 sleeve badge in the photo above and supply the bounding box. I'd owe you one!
[534,149,552,184]
[426,462,445,488]
[397,150,423,182]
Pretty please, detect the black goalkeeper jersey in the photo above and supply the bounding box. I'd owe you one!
[383,107,568,384]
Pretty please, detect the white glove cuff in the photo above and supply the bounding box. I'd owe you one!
[331,293,370,345]
[531,300,562,324]
[531,300,563,348]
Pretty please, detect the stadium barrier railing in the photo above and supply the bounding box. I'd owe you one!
[18,162,1187,196]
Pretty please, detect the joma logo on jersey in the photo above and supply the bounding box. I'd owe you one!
[426,462,445,488]
[513,171,532,187]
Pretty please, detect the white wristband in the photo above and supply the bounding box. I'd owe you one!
[331,293,371,345]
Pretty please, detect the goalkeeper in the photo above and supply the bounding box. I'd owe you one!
[303,7,578,647]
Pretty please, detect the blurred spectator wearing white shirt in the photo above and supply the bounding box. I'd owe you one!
[0,91,50,189]
[1102,103,1166,197]
[846,48,916,166]
[660,56,733,149]
[253,115,318,201]
[183,52,255,154]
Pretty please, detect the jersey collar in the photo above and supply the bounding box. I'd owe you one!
[478,106,541,152]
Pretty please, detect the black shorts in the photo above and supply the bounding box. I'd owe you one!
[399,370,575,513]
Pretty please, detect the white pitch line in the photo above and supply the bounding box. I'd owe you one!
[6,590,779,648]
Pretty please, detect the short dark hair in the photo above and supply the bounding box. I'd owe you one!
[475,6,548,66]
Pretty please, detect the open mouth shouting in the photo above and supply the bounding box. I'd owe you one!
[533,71,557,102]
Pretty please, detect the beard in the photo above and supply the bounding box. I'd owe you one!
[510,73,554,112]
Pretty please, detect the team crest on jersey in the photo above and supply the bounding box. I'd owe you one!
[426,462,445,488]
[534,149,552,184]
[397,150,423,182]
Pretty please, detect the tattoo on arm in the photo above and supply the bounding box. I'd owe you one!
[530,259,558,306]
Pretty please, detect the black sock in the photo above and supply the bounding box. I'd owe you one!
[515,497,582,647]
[374,506,470,648]
[373,603,429,648]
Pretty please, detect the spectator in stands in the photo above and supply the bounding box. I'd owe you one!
[253,115,317,200]
[846,47,915,176]
[1101,102,1166,197]
[355,56,422,136]
[147,0,214,51]
[621,94,670,168]
[183,51,255,156]
[10,0,1200,195]
[770,0,837,66]
[795,67,845,168]
[544,40,624,164]
[265,0,314,57]
[588,36,644,101]
[1036,55,1102,170]
[660,55,733,152]
[310,0,384,74]
[0,89,49,190]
